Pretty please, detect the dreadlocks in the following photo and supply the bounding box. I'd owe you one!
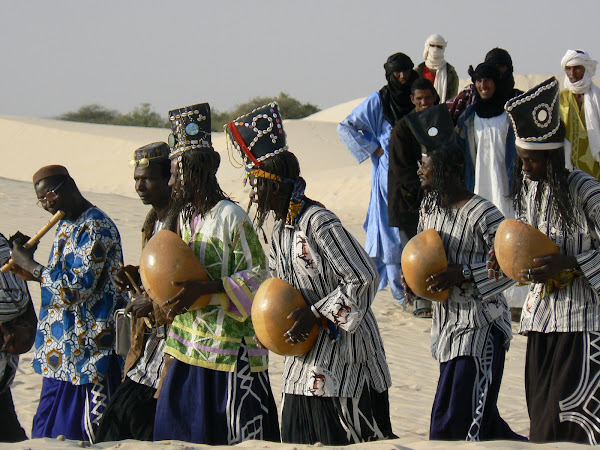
[421,145,466,214]
[171,148,231,224]
[253,151,300,228]
[510,148,576,233]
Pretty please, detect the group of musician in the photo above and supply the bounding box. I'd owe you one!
[2,51,600,447]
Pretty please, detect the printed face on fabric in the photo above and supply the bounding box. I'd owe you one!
[134,164,170,206]
[417,155,434,188]
[35,177,67,215]
[475,78,496,100]
[411,89,436,112]
[516,147,548,181]
[565,65,586,83]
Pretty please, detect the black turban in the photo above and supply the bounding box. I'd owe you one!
[468,62,501,84]
[485,48,514,73]
[383,53,414,77]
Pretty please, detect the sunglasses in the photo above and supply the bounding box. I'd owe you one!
[37,180,64,207]
[128,155,167,169]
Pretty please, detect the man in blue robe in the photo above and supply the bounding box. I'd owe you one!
[338,52,418,305]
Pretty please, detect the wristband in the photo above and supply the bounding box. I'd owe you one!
[310,305,321,318]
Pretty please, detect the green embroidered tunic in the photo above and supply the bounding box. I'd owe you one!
[164,200,269,372]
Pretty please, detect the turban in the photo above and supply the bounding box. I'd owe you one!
[485,48,513,73]
[561,49,598,94]
[561,49,600,162]
[423,34,447,61]
[383,53,414,78]
[468,63,501,84]
[32,165,69,185]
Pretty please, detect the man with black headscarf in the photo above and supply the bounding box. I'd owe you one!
[456,62,528,313]
[447,48,519,125]
[338,52,419,307]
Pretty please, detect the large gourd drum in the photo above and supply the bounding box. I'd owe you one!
[401,229,449,302]
[252,278,318,356]
[140,229,211,310]
[494,219,559,282]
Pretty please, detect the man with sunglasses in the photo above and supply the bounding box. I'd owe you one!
[10,164,126,443]
[96,142,177,442]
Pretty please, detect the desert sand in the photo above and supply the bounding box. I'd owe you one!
[0,88,588,448]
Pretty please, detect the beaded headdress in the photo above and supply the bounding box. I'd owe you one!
[167,103,212,158]
[130,142,170,168]
[505,77,565,150]
[225,102,287,169]
[404,104,457,154]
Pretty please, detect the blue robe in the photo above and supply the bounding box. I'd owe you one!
[338,92,404,302]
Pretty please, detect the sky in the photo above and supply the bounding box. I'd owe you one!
[1,0,599,119]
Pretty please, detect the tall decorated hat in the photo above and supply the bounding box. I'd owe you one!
[167,103,212,157]
[404,104,457,153]
[225,102,287,169]
[504,77,565,150]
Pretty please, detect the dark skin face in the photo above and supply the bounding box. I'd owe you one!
[134,165,171,208]
[393,69,413,85]
[565,65,585,83]
[167,158,180,191]
[417,154,434,188]
[35,178,67,216]
[410,89,436,113]
[516,147,547,182]
[475,78,496,100]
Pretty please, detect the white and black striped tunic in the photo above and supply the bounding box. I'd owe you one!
[519,170,600,334]
[418,195,513,363]
[269,204,391,398]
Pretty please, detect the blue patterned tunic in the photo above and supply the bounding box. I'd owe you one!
[32,207,126,385]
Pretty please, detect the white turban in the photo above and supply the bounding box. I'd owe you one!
[423,34,449,101]
[423,34,447,69]
[561,49,600,162]
[561,49,597,94]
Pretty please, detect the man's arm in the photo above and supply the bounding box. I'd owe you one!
[311,216,379,333]
[337,93,384,163]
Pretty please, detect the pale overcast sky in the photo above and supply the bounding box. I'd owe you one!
[1,0,598,119]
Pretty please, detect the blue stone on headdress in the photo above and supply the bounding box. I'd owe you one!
[167,102,212,157]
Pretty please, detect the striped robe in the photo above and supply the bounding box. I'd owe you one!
[519,170,600,333]
[518,170,600,444]
[269,203,391,398]
[418,195,513,362]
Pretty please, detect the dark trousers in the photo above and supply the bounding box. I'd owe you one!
[0,388,27,442]
[526,331,600,445]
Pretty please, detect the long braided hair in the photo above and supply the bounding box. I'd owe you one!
[510,148,576,233]
[171,148,231,224]
[253,151,300,228]
[420,144,466,213]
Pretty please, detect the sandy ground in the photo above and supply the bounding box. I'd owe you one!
[0,100,587,448]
